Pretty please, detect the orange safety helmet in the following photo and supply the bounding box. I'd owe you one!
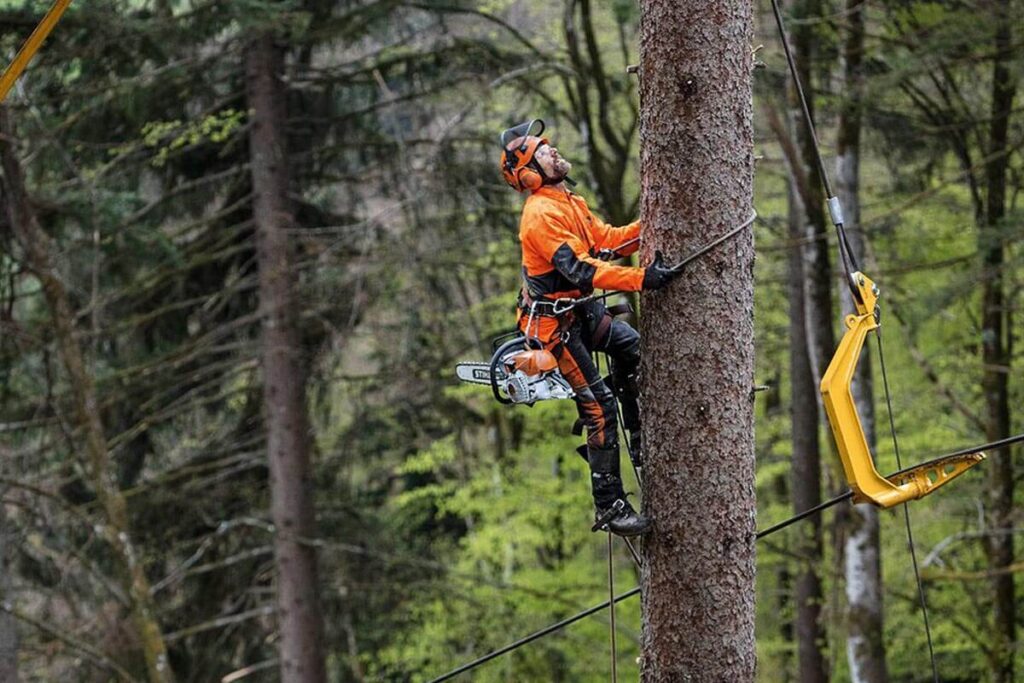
[499,119,549,192]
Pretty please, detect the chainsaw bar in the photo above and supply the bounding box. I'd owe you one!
[455,362,492,385]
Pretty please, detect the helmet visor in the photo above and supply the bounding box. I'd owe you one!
[500,119,545,150]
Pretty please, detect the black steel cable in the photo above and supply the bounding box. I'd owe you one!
[767,0,832,199]
[876,330,940,683]
[767,0,860,280]
[755,490,853,539]
[668,209,758,274]
[428,494,849,683]
[428,427,1024,682]
[915,432,1024,461]
[427,586,641,682]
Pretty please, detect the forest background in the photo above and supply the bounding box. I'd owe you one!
[0,0,1020,681]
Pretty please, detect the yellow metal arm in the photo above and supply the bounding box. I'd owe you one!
[0,0,73,105]
[819,272,984,508]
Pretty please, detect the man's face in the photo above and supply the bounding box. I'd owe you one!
[534,142,571,180]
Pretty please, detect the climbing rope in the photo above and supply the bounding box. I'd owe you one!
[876,329,939,683]
[607,532,618,683]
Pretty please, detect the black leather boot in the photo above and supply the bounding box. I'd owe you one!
[589,446,652,537]
[593,497,652,536]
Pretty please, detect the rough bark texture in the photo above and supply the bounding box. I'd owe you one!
[980,2,1016,679]
[637,1,756,679]
[0,108,174,683]
[245,35,328,683]
[835,2,888,681]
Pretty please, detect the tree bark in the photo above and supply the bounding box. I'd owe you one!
[980,1,1016,679]
[835,2,889,681]
[0,490,18,683]
[0,108,174,682]
[637,0,756,679]
[245,34,327,683]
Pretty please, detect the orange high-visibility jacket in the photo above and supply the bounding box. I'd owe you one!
[519,186,643,301]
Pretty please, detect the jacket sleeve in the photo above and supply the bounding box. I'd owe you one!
[589,213,641,258]
[524,210,644,292]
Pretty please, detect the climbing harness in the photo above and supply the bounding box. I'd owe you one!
[454,209,758,406]
[0,0,73,105]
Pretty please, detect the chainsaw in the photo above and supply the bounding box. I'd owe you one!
[455,335,574,405]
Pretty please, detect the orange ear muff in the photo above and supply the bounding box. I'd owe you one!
[500,136,548,192]
[517,167,543,191]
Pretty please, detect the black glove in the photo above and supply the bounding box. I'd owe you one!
[642,251,680,290]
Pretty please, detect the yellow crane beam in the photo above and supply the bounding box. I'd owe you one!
[0,0,73,104]
[820,272,985,507]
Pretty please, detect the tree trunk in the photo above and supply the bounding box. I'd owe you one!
[0,490,18,682]
[787,184,828,683]
[0,108,174,683]
[787,0,834,384]
[835,2,889,681]
[783,2,830,679]
[637,0,756,679]
[981,1,1016,679]
[245,34,327,683]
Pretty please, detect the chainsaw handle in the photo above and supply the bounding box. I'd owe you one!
[489,336,539,404]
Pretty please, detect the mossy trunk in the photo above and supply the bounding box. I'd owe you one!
[0,107,174,683]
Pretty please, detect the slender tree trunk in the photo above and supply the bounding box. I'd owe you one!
[0,489,17,682]
[835,2,889,681]
[245,34,327,683]
[782,2,830,679]
[767,382,794,682]
[637,0,756,678]
[981,2,1016,679]
[787,184,828,683]
[787,0,834,384]
[0,108,174,683]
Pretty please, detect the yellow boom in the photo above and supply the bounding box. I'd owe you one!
[0,0,73,104]
[819,272,985,507]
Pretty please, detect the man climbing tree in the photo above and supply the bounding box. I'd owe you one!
[637,0,757,679]
[500,119,682,536]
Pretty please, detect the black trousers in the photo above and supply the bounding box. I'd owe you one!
[549,300,641,459]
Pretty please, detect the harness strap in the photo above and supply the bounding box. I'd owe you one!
[593,313,613,349]
[606,302,633,317]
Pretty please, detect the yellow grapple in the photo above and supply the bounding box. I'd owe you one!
[819,272,985,508]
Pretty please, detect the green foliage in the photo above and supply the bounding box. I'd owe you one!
[136,109,246,167]
[0,0,1020,680]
